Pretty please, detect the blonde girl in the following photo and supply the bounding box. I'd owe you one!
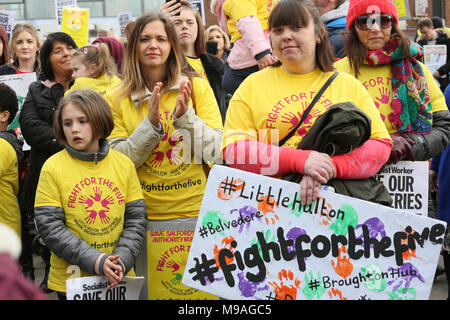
[67,43,121,96]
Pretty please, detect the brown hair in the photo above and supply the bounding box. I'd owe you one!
[54,89,114,144]
[268,0,335,72]
[113,12,187,105]
[72,43,117,78]
[345,22,411,78]
[417,17,433,29]
[180,3,206,57]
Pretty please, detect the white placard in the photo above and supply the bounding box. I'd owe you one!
[183,165,446,300]
[66,276,144,300]
[376,161,429,216]
[0,10,15,39]
[424,45,447,75]
[55,0,77,27]
[0,73,37,151]
[118,12,132,38]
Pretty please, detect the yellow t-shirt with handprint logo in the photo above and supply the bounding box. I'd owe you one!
[106,77,223,220]
[35,148,143,292]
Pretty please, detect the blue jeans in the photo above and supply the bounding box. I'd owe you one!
[222,64,259,95]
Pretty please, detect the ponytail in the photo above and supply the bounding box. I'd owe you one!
[72,43,117,78]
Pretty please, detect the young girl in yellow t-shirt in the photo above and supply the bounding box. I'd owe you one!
[66,43,122,97]
[34,90,146,299]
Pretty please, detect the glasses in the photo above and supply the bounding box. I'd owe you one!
[355,14,393,30]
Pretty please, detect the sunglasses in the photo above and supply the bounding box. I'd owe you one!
[355,14,393,30]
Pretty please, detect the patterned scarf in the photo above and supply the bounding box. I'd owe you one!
[364,38,433,134]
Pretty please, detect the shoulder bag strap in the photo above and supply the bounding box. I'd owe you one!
[279,71,338,146]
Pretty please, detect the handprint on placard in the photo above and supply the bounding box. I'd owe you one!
[84,210,97,224]
[237,272,269,299]
[268,269,301,300]
[213,236,236,268]
[79,194,94,210]
[98,210,110,224]
[387,263,424,291]
[167,260,181,273]
[170,273,182,286]
[331,246,353,278]
[149,151,164,168]
[101,195,115,210]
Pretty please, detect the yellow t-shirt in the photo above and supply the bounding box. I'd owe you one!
[186,56,208,81]
[106,77,223,220]
[334,57,448,133]
[224,0,278,42]
[0,138,20,237]
[66,74,122,97]
[223,66,390,150]
[34,148,143,292]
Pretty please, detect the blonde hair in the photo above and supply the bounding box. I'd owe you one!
[114,12,187,105]
[205,25,230,51]
[71,43,117,78]
[54,89,114,145]
[8,23,41,69]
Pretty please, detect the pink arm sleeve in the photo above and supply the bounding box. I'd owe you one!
[223,137,392,179]
[331,138,393,179]
[223,140,312,176]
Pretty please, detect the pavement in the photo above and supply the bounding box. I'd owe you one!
[32,253,448,300]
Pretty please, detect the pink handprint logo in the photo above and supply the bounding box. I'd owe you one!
[81,186,115,225]
[281,111,302,131]
[149,151,164,168]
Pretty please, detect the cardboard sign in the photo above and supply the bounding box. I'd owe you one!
[0,10,15,39]
[424,45,447,76]
[376,161,429,216]
[147,229,219,300]
[182,166,446,300]
[61,7,89,47]
[55,0,77,27]
[118,12,132,38]
[66,276,144,300]
[0,73,37,151]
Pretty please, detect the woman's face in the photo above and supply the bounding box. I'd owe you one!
[271,19,320,74]
[0,39,3,58]
[208,30,224,52]
[138,20,172,71]
[355,14,392,51]
[49,40,75,78]
[13,31,39,62]
[172,9,198,50]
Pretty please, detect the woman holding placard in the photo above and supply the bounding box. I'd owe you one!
[222,0,392,206]
[334,0,450,164]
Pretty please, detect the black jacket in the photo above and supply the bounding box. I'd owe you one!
[19,81,67,216]
[0,61,42,77]
[193,53,229,124]
[282,102,393,206]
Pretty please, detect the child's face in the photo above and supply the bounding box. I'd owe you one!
[62,102,99,153]
[71,56,95,79]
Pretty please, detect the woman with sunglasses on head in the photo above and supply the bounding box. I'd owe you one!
[335,0,450,164]
[223,0,392,208]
